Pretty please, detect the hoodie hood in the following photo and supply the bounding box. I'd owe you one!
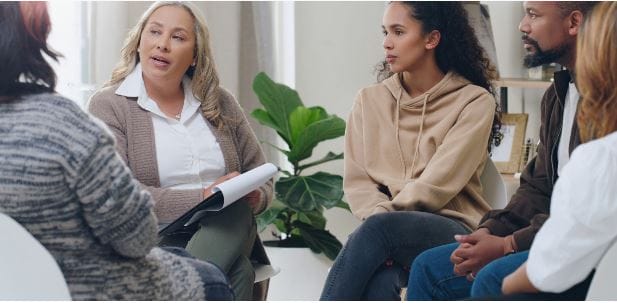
[381,71,475,178]
[382,71,471,108]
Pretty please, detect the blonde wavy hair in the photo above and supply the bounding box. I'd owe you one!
[106,1,222,126]
[576,2,617,143]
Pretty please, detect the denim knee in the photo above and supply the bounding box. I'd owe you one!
[407,243,467,300]
[410,249,433,276]
[470,251,529,298]
[407,247,442,300]
[364,265,405,300]
[471,263,503,297]
[361,213,390,231]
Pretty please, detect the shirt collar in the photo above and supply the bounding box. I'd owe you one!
[115,63,145,98]
[116,63,202,122]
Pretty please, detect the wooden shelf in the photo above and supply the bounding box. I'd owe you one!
[494,78,553,90]
[493,78,553,112]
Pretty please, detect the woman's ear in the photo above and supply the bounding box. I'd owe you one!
[425,30,441,50]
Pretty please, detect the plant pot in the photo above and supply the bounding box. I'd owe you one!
[264,245,333,300]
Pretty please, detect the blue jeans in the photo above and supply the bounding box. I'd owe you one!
[406,242,528,300]
[320,211,470,300]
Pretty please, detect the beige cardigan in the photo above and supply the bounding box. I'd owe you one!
[88,84,273,223]
[345,72,495,230]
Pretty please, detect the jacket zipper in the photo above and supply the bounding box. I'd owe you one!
[550,81,566,185]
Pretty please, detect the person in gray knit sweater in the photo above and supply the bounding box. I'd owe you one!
[88,2,273,300]
[0,2,232,300]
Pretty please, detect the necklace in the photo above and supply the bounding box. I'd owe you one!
[154,97,182,120]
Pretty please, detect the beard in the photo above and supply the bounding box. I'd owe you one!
[522,35,569,68]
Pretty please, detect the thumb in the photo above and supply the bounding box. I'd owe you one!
[454,234,478,245]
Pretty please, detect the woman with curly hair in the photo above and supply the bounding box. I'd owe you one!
[320,2,499,300]
[501,2,617,299]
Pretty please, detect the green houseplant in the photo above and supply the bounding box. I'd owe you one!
[251,72,349,260]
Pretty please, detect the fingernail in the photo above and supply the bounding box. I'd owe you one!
[454,235,462,240]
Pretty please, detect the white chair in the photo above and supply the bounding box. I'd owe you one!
[0,213,71,300]
[480,159,508,209]
[586,239,617,300]
[253,263,281,283]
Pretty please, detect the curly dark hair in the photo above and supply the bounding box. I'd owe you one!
[0,1,60,99]
[376,1,502,151]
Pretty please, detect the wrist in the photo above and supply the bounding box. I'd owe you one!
[477,227,491,235]
[503,235,517,256]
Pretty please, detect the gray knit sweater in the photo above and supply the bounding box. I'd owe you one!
[0,93,224,300]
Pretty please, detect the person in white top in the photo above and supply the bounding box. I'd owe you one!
[503,2,617,298]
[88,2,273,300]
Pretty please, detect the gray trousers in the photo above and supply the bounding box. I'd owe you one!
[160,201,256,300]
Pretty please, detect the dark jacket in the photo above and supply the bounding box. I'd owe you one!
[479,70,580,250]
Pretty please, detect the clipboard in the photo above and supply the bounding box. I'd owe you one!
[158,163,277,237]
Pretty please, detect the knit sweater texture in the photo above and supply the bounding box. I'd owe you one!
[344,72,495,230]
[88,85,273,223]
[0,93,225,300]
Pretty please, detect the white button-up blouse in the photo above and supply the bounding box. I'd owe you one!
[115,63,225,191]
[527,131,617,292]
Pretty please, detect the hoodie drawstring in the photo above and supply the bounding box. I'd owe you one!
[395,88,406,178]
[410,93,429,178]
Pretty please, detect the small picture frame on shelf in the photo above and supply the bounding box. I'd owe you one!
[490,113,529,174]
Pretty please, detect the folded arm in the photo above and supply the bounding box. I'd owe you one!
[388,93,495,211]
[479,88,554,250]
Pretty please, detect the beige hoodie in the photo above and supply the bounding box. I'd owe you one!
[344,72,495,230]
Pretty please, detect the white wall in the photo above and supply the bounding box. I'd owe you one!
[91,2,129,87]
[48,2,87,104]
[295,2,385,176]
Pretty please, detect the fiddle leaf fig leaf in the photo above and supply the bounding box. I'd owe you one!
[287,115,346,164]
[276,172,343,211]
[288,106,328,146]
[256,205,284,232]
[252,72,303,145]
[295,222,342,260]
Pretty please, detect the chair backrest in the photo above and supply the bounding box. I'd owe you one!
[0,213,72,300]
[586,239,617,300]
[479,159,508,209]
